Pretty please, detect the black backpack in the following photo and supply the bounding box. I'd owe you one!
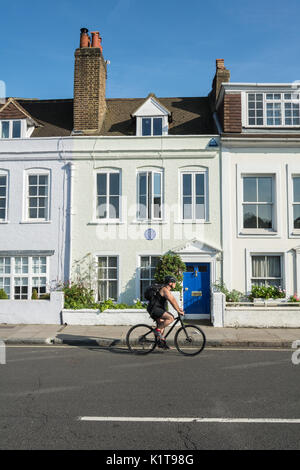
[144,283,163,302]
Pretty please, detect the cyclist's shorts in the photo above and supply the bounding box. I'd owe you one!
[148,306,165,320]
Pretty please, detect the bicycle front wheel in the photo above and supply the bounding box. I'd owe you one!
[126,324,157,354]
[174,325,206,356]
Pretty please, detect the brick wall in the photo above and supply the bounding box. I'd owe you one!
[223,93,242,133]
[73,47,107,133]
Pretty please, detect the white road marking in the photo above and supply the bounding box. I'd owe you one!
[78,416,300,424]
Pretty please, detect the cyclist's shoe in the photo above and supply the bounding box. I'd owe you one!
[157,338,170,350]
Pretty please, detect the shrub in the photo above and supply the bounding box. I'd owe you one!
[31,289,39,300]
[60,281,99,310]
[288,294,300,303]
[0,289,8,299]
[249,284,286,300]
[99,298,147,312]
[154,252,186,291]
[213,282,244,302]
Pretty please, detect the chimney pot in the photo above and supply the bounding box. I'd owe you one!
[91,31,102,51]
[216,59,225,70]
[80,27,90,48]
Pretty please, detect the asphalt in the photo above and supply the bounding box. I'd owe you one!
[0,322,300,348]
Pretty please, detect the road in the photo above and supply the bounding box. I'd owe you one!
[0,345,299,450]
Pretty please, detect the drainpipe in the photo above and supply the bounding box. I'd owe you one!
[68,162,74,283]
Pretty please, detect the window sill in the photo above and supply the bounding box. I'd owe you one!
[131,220,167,225]
[0,221,9,224]
[238,229,279,237]
[174,221,211,224]
[20,220,52,224]
[290,231,300,237]
[88,220,125,225]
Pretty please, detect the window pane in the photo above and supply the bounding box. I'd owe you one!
[293,177,300,202]
[142,118,151,136]
[97,174,107,196]
[98,281,106,301]
[12,121,21,138]
[243,178,257,202]
[293,205,300,228]
[109,173,119,196]
[196,174,204,196]
[141,280,151,300]
[243,204,257,228]
[267,256,281,278]
[252,256,266,277]
[195,197,205,219]
[258,177,272,202]
[258,204,272,228]
[1,121,9,138]
[139,173,147,195]
[98,257,107,268]
[97,196,107,218]
[183,174,192,196]
[108,257,117,268]
[108,268,117,279]
[183,197,192,219]
[153,173,161,196]
[153,196,161,218]
[153,118,162,135]
[109,196,119,218]
[108,281,117,301]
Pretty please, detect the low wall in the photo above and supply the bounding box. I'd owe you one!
[62,294,182,326]
[224,306,300,328]
[62,309,153,326]
[0,292,64,324]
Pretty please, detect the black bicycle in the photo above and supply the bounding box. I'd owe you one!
[126,314,206,356]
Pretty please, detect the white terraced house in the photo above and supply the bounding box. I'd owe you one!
[70,28,222,320]
[214,73,300,303]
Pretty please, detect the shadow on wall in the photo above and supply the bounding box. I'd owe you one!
[119,268,138,305]
[72,253,97,289]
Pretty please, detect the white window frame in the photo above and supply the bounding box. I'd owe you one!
[245,92,300,128]
[288,166,300,238]
[180,170,208,222]
[137,169,164,221]
[237,164,281,237]
[23,168,51,223]
[0,170,8,222]
[95,169,121,222]
[96,254,119,302]
[0,255,49,300]
[245,249,287,296]
[136,115,168,136]
[138,255,161,300]
[0,119,26,138]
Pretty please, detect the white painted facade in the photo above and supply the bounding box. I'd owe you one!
[70,135,221,310]
[0,138,72,303]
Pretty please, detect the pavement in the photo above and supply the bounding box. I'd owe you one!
[0,322,300,348]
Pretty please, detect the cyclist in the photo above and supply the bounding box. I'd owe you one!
[147,275,184,349]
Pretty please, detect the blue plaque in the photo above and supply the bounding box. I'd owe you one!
[144,228,156,240]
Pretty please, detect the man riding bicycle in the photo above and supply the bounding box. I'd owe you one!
[147,275,185,349]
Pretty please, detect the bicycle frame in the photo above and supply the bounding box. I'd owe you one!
[156,314,186,339]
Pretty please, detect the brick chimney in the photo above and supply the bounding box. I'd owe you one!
[211,59,230,105]
[73,27,107,134]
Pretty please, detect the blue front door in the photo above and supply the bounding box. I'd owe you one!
[183,263,210,315]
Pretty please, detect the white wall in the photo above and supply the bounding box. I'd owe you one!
[70,135,221,304]
[0,291,64,324]
[222,143,300,297]
[0,138,71,287]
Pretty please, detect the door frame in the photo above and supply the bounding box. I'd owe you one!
[178,254,217,320]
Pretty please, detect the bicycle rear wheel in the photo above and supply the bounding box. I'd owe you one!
[126,324,157,354]
[174,325,206,356]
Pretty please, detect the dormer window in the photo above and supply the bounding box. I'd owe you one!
[142,117,163,136]
[132,94,171,137]
[247,92,300,127]
[0,120,23,139]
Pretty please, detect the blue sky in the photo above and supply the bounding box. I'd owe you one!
[1,0,300,99]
